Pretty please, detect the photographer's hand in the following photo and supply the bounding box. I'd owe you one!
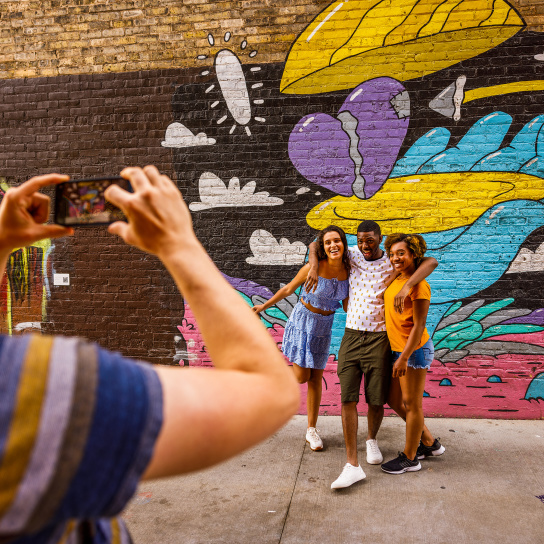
[105,166,196,258]
[0,174,74,276]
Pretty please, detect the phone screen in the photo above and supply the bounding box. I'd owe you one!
[54,177,131,226]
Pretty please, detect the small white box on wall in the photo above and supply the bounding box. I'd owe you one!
[53,273,70,286]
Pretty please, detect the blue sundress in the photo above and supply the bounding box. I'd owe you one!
[282,277,349,370]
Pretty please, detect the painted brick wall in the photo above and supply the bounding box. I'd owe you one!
[1,0,544,418]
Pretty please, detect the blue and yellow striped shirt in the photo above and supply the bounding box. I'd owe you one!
[0,334,163,544]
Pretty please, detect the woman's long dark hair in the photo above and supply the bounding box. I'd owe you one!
[316,225,351,273]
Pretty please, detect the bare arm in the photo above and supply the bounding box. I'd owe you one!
[252,264,309,314]
[104,166,299,479]
[391,298,430,378]
[342,296,349,313]
[394,256,438,313]
[0,168,299,481]
[304,241,320,292]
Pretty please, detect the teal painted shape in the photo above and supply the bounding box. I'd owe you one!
[428,303,454,336]
[329,309,347,356]
[390,127,450,177]
[432,297,544,350]
[418,112,512,174]
[239,292,273,328]
[423,227,468,249]
[520,156,544,177]
[439,378,452,386]
[487,375,502,383]
[471,115,544,172]
[524,372,544,400]
[265,306,290,321]
[466,323,544,347]
[426,200,544,304]
[444,301,462,318]
[469,298,514,321]
[423,390,430,397]
[434,321,483,350]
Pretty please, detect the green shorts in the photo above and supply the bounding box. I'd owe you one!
[337,329,392,406]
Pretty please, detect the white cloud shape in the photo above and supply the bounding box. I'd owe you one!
[189,173,284,211]
[246,230,307,266]
[296,187,310,195]
[507,243,544,274]
[162,122,216,148]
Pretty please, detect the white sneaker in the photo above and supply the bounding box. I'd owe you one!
[305,427,323,451]
[331,463,366,489]
[366,439,383,464]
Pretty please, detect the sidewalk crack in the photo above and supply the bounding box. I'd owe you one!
[278,441,306,543]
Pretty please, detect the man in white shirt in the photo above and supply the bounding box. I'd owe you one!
[307,220,437,489]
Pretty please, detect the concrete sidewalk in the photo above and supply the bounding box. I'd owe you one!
[124,416,544,544]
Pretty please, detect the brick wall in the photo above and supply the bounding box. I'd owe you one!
[1,0,544,417]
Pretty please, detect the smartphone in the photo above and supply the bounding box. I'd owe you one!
[54,177,132,226]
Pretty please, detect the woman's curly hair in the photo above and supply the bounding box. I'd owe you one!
[384,233,427,268]
[316,225,351,273]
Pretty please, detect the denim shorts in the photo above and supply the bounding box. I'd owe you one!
[391,338,434,370]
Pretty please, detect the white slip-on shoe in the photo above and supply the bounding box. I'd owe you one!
[331,463,366,489]
[305,427,323,451]
[366,439,383,464]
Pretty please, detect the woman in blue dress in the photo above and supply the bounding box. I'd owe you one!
[253,226,350,451]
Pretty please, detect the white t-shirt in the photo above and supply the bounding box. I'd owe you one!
[345,246,396,332]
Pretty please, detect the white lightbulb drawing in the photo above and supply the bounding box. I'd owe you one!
[197,32,265,137]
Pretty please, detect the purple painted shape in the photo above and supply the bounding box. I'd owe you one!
[222,272,274,299]
[288,77,409,198]
[338,78,409,198]
[503,308,544,326]
[289,113,355,196]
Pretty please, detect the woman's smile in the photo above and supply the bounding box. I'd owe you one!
[323,231,344,260]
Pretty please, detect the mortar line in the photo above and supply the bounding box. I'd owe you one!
[278,440,306,543]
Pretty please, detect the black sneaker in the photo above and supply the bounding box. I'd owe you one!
[417,438,446,459]
[381,452,421,474]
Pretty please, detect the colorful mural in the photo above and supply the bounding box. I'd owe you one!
[1,0,543,417]
[169,0,544,419]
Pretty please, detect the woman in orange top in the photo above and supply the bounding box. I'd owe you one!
[381,233,445,475]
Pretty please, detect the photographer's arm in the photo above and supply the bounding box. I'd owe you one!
[105,167,300,479]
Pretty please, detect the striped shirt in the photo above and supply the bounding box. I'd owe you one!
[0,334,163,544]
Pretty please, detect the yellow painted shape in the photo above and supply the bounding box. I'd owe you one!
[283,0,371,92]
[464,81,544,103]
[306,172,544,235]
[281,0,524,94]
[442,0,495,32]
[330,0,419,64]
[504,8,521,25]
[385,0,443,46]
[282,26,521,94]
[419,0,467,36]
[480,0,511,26]
[0,335,52,517]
